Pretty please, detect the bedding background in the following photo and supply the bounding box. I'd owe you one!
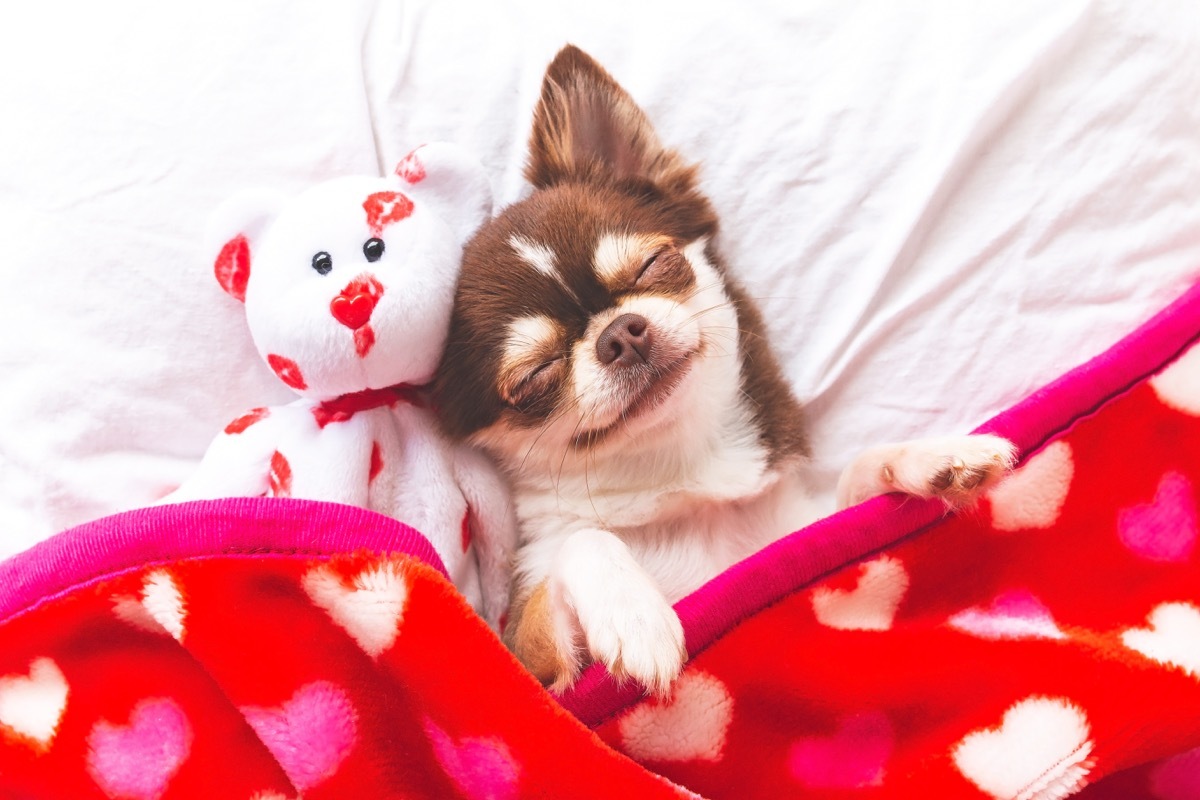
[1,0,1197,558]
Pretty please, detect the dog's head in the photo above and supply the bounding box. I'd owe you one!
[435,46,805,475]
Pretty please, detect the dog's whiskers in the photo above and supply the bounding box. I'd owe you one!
[515,396,581,478]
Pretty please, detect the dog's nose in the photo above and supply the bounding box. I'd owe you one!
[596,313,652,366]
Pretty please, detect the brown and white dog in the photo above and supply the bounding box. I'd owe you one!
[434,46,1015,695]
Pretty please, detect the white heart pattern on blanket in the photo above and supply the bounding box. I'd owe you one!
[948,589,1066,641]
[0,657,69,749]
[1151,341,1200,415]
[1122,602,1200,679]
[953,696,1093,800]
[988,440,1074,531]
[811,555,909,631]
[618,670,734,763]
[113,570,187,640]
[302,561,408,658]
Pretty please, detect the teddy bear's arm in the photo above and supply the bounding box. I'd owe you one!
[451,444,519,631]
[158,414,279,504]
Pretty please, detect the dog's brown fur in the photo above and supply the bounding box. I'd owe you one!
[435,45,807,467]
[434,45,1016,692]
[505,581,567,683]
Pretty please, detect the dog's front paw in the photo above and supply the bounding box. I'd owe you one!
[889,434,1017,505]
[529,528,689,696]
[839,434,1017,508]
[577,584,687,697]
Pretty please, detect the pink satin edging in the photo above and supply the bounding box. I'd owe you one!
[557,278,1200,727]
[0,497,448,624]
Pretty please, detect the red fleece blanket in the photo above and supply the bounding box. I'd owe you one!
[4,280,1200,799]
[0,503,696,799]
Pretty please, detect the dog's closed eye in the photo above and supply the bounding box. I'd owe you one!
[634,251,662,284]
[504,358,566,413]
[632,244,692,294]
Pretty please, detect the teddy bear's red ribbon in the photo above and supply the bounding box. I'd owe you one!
[312,384,428,429]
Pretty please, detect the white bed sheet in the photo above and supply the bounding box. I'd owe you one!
[1,0,1198,558]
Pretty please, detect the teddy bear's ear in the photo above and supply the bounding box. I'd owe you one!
[392,143,493,243]
[204,189,287,302]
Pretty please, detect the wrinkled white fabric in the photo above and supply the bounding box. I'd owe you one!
[1,0,1198,556]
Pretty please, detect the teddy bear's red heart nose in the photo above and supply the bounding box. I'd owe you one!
[330,293,375,330]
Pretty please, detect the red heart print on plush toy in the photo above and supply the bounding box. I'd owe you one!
[214,234,250,301]
[266,354,307,391]
[331,294,374,330]
[396,149,427,184]
[330,276,384,330]
[363,191,414,235]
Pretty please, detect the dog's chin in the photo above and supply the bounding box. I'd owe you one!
[572,352,700,449]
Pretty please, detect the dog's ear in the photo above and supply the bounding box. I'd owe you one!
[527,45,696,191]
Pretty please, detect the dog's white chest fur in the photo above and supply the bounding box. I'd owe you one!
[514,428,818,604]
[612,469,818,602]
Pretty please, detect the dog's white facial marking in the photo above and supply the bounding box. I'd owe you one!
[502,315,559,369]
[499,315,566,411]
[509,234,558,277]
[681,238,711,279]
[570,324,613,423]
[594,232,666,287]
[568,295,702,438]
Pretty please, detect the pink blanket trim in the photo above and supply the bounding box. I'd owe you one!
[0,497,447,625]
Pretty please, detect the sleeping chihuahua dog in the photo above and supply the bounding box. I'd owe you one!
[435,45,1015,695]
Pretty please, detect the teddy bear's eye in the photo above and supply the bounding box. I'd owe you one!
[363,238,385,263]
[311,251,333,275]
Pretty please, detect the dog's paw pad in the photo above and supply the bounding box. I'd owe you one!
[893,435,1017,507]
[932,456,1000,495]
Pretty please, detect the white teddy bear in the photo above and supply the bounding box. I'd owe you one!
[162,143,515,628]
